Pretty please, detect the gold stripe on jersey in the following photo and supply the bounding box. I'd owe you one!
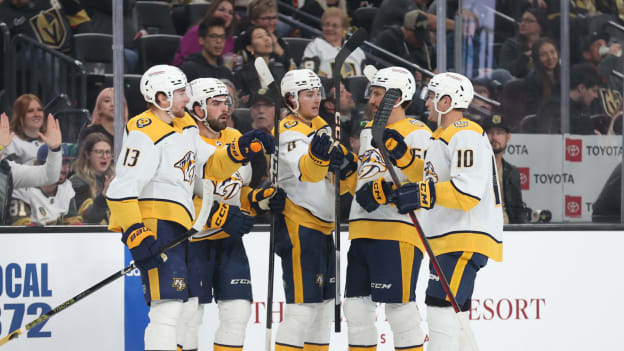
[434,118,484,144]
[435,181,480,211]
[214,342,243,350]
[148,267,161,300]
[348,346,377,351]
[448,252,473,301]
[394,346,423,351]
[203,147,247,182]
[341,170,357,195]
[276,342,304,351]
[430,232,502,262]
[239,185,254,214]
[399,242,415,303]
[107,198,144,232]
[349,219,425,252]
[298,152,329,182]
[286,214,304,303]
[284,198,334,235]
[127,110,198,144]
[303,342,329,351]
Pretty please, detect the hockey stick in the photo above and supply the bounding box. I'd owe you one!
[330,27,368,333]
[254,57,282,351]
[0,180,215,347]
[371,89,480,351]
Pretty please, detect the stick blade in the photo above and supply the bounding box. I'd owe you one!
[371,88,402,149]
[363,65,378,82]
[254,57,274,89]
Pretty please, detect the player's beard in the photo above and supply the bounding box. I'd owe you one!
[204,113,227,132]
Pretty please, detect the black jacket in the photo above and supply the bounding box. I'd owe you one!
[233,60,286,106]
[536,96,593,134]
[592,163,621,223]
[180,53,234,82]
[502,158,528,223]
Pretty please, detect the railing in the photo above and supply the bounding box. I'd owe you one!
[7,34,87,113]
[1,22,10,113]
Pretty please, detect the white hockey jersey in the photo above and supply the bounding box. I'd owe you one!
[192,128,253,240]
[10,181,80,225]
[274,115,335,234]
[348,118,431,248]
[302,37,366,78]
[106,110,240,232]
[3,135,43,165]
[418,118,503,261]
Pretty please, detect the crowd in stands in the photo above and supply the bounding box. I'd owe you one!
[0,0,623,224]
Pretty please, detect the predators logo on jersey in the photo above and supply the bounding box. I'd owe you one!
[358,149,387,180]
[174,151,196,183]
[215,171,244,200]
[172,277,186,292]
[424,161,439,182]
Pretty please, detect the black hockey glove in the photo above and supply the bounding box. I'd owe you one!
[329,144,357,180]
[208,202,255,238]
[355,177,395,212]
[122,223,164,271]
[394,179,436,214]
[308,132,332,166]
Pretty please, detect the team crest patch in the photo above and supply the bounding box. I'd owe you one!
[424,161,439,182]
[284,120,298,129]
[172,278,186,292]
[453,120,469,128]
[29,8,67,49]
[315,274,324,287]
[174,151,196,183]
[409,119,425,127]
[137,118,152,128]
[358,149,386,180]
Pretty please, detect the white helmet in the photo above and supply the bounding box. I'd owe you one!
[186,78,232,122]
[369,66,416,107]
[426,72,474,115]
[280,69,324,113]
[140,64,188,112]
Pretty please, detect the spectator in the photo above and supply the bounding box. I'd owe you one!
[373,9,435,77]
[233,26,286,105]
[298,0,347,31]
[301,8,366,78]
[592,162,621,223]
[79,87,127,145]
[525,37,561,114]
[221,79,239,129]
[70,132,113,224]
[482,112,528,224]
[4,94,47,165]
[536,63,602,134]
[10,144,82,226]
[249,88,276,134]
[244,0,291,68]
[370,0,453,38]
[319,78,357,147]
[0,0,92,54]
[499,8,549,78]
[180,17,235,82]
[172,0,237,66]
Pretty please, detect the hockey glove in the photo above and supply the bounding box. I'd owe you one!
[209,202,255,238]
[228,129,275,163]
[382,129,414,169]
[355,177,395,213]
[122,223,163,271]
[308,133,332,166]
[395,179,436,214]
[329,144,358,180]
[248,186,286,213]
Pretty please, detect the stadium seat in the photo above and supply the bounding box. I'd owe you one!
[282,37,311,67]
[138,34,182,72]
[343,75,369,104]
[74,33,114,74]
[171,3,211,35]
[351,7,377,39]
[54,109,90,143]
[136,1,176,35]
[122,74,145,118]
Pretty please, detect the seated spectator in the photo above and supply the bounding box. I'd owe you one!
[249,88,275,134]
[0,0,92,54]
[221,79,240,129]
[233,26,286,105]
[180,17,235,82]
[301,8,366,78]
[373,9,435,78]
[499,8,549,78]
[244,0,291,68]
[79,87,127,145]
[482,112,528,224]
[592,162,621,223]
[4,94,48,165]
[298,0,347,31]
[525,37,561,114]
[70,133,113,224]
[536,63,602,134]
[172,0,237,66]
[10,144,82,226]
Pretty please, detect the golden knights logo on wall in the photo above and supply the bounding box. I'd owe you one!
[29,8,68,49]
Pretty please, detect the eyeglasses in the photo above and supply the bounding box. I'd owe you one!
[206,33,227,41]
[258,15,278,21]
[92,150,112,157]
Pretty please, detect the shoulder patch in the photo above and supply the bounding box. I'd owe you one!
[409,119,425,127]
[284,120,298,129]
[136,118,152,128]
[453,120,469,128]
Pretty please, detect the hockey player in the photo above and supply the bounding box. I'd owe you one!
[106,65,274,351]
[393,72,503,351]
[176,77,285,351]
[273,68,352,351]
[343,66,430,351]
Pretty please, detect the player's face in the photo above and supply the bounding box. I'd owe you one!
[205,95,230,131]
[368,86,386,115]
[89,141,112,175]
[487,127,510,154]
[337,83,355,113]
[171,88,190,118]
[425,91,439,122]
[213,0,234,28]
[23,99,44,131]
[297,89,321,119]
